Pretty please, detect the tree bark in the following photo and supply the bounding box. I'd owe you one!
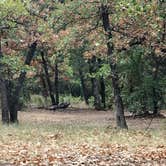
[93,77,101,110]
[54,63,59,105]
[152,55,159,115]
[79,69,89,105]
[89,57,102,110]
[0,35,9,124]
[101,4,128,128]
[100,76,106,108]
[40,73,48,101]
[41,50,56,105]
[98,58,106,108]
[0,76,10,124]
[9,41,37,123]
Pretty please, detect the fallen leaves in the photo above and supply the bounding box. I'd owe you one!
[133,145,166,164]
[0,140,166,165]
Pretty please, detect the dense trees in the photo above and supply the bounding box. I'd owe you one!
[0,0,165,128]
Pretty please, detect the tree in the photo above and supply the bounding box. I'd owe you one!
[0,0,38,123]
[100,3,127,128]
[45,0,128,127]
[0,34,10,124]
[89,56,102,110]
[40,49,56,105]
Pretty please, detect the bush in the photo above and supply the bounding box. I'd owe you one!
[29,95,50,108]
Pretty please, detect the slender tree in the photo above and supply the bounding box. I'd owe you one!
[100,4,128,128]
[0,34,9,124]
[89,57,102,110]
[41,50,56,105]
[98,58,106,108]
[54,63,59,105]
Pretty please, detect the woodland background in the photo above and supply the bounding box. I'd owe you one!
[0,0,165,165]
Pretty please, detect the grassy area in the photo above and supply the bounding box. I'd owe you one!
[0,120,166,146]
[0,110,166,165]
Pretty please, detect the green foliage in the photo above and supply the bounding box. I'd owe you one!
[119,46,166,114]
[0,0,27,27]
[0,56,34,77]
[96,64,110,79]
[87,96,94,107]
[30,95,50,108]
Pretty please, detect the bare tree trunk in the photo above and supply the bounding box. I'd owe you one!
[54,63,59,105]
[93,78,101,110]
[89,57,102,110]
[79,69,89,105]
[40,73,48,103]
[98,58,106,108]
[41,50,56,105]
[101,4,128,129]
[100,76,106,108]
[0,35,9,124]
[0,76,9,124]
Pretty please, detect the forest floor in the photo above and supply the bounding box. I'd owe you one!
[0,108,166,165]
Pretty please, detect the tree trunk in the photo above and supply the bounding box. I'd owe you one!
[54,63,59,105]
[98,58,106,108]
[152,86,158,115]
[9,41,37,123]
[93,78,101,110]
[100,76,106,108]
[79,69,89,105]
[89,57,102,110]
[0,76,10,124]
[0,35,9,124]
[41,50,56,105]
[152,56,159,115]
[101,4,128,129]
[40,73,48,103]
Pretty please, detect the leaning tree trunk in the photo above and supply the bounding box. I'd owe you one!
[9,41,37,123]
[41,50,56,105]
[101,4,128,129]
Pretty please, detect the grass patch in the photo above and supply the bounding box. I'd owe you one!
[0,119,165,147]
